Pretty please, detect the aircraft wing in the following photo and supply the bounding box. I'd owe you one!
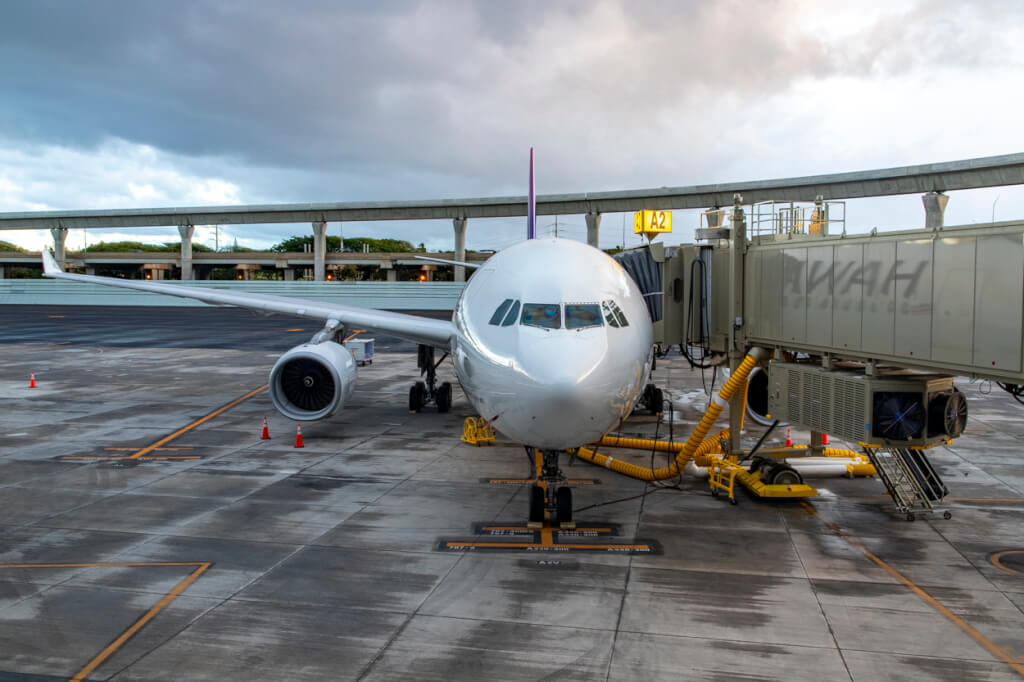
[412,255,482,269]
[41,251,454,348]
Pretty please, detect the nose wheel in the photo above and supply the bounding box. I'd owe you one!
[528,449,575,528]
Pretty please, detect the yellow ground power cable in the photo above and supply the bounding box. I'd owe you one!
[572,348,767,481]
[574,347,867,481]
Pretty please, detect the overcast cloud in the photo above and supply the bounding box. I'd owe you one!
[1,0,1023,251]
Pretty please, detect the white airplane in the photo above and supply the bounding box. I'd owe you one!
[41,151,655,524]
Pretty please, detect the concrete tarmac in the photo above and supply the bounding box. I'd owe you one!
[1,306,1023,681]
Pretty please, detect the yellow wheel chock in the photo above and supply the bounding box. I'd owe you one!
[461,416,495,446]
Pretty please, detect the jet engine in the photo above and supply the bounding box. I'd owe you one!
[269,342,357,421]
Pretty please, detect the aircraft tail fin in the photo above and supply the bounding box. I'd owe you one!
[527,147,536,239]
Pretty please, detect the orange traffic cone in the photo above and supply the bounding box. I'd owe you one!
[261,416,270,440]
[294,423,304,448]
[822,433,829,445]
[29,373,36,389]
[785,427,792,447]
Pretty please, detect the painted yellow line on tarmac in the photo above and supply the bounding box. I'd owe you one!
[991,550,1024,577]
[62,456,201,461]
[70,562,212,681]
[801,502,1024,677]
[104,446,194,451]
[442,541,653,550]
[125,384,268,460]
[343,329,366,342]
[0,561,212,682]
[480,526,613,533]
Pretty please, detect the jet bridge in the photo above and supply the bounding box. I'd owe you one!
[646,200,1024,517]
[653,212,1024,384]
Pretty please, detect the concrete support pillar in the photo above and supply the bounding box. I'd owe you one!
[386,268,398,282]
[923,191,948,229]
[178,224,195,280]
[809,430,824,457]
[453,217,467,282]
[51,227,68,268]
[0,264,6,279]
[85,267,96,276]
[585,212,601,248]
[283,268,295,281]
[312,221,327,281]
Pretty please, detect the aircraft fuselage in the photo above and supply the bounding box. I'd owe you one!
[451,237,653,450]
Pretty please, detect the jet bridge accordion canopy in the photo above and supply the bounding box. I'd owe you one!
[613,245,662,322]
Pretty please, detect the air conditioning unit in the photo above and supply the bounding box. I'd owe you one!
[766,362,967,447]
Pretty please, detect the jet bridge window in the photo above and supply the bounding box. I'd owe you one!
[602,300,629,328]
[565,303,603,330]
[488,299,521,327]
[521,303,561,329]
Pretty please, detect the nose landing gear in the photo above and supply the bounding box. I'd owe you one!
[409,344,453,413]
[527,448,575,529]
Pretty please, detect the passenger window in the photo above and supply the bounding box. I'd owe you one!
[521,303,561,329]
[489,298,513,325]
[501,300,520,326]
[602,300,628,328]
[565,303,602,330]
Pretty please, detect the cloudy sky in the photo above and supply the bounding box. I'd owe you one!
[1,0,1023,252]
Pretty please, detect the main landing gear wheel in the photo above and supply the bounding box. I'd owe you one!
[529,486,545,524]
[410,345,453,413]
[641,384,664,415]
[408,381,427,413]
[555,486,573,525]
[437,382,452,413]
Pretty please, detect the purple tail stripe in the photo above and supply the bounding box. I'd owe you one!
[527,147,536,239]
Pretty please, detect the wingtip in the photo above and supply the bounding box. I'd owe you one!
[41,249,62,275]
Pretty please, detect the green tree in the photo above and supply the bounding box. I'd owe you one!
[270,235,417,253]
[81,241,218,253]
[0,240,26,252]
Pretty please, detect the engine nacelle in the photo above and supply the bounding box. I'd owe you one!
[269,341,357,421]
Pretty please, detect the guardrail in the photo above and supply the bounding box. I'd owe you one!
[0,280,466,310]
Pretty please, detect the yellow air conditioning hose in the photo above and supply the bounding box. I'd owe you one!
[572,347,768,481]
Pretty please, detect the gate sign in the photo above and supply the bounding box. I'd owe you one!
[633,210,672,237]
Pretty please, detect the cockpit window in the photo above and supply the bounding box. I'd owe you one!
[501,300,520,326]
[489,298,513,325]
[521,303,561,329]
[602,300,628,328]
[565,303,602,330]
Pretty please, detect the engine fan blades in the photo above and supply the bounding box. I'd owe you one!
[280,358,336,412]
[873,392,926,441]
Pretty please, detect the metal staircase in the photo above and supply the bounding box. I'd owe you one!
[864,447,951,521]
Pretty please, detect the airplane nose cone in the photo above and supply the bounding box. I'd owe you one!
[513,348,629,448]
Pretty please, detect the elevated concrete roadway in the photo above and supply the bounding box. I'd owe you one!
[2,153,1022,279]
